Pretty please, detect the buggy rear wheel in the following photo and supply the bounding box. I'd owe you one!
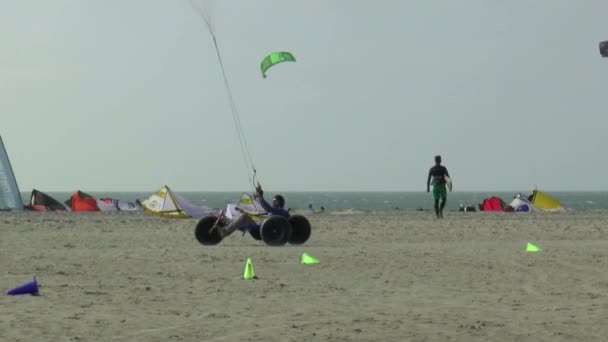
[288,215,311,245]
[194,215,223,245]
[260,216,292,246]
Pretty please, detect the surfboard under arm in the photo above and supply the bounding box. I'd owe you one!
[444,176,453,192]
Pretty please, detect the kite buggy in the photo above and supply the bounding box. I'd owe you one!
[190,3,307,247]
[194,188,311,247]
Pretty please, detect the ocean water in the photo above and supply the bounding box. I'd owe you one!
[20,191,608,212]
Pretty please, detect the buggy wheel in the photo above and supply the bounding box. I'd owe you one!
[194,215,223,245]
[260,216,292,246]
[288,215,311,245]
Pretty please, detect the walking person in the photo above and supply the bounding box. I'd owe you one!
[426,155,451,218]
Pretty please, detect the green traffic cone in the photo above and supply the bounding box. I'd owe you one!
[244,258,256,279]
[301,253,320,265]
[526,242,542,253]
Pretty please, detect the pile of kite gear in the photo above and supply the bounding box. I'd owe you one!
[478,189,565,212]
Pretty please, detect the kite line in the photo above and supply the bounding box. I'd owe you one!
[190,1,258,187]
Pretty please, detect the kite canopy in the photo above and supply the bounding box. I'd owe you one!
[600,41,608,57]
[224,193,267,222]
[65,191,100,212]
[480,196,507,212]
[506,193,538,212]
[28,189,68,211]
[0,135,23,211]
[260,51,296,78]
[141,185,218,219]
[96,198,142,212]
[530,190,564,212]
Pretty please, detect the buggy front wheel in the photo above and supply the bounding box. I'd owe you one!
[288,215,311,245]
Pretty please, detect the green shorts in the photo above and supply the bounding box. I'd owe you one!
[432,185,447,201]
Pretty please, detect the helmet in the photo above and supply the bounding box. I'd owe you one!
[272,195,285,208]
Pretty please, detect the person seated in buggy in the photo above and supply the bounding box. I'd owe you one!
[195,183,311,246]
[213,183,288,238]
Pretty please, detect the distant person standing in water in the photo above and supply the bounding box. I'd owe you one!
[427,155,451,218]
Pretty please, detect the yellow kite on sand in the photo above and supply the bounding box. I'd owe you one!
[530,190,565,212]
[141,185,218,219]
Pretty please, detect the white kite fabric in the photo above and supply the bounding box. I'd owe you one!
[224,192,267,218]
[0,135,23,211]
[96,198,142,212]
[142,185,218,219]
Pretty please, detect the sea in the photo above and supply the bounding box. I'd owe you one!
[19,191,608,212]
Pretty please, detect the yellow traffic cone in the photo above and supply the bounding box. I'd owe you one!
[243,258,256,279]
[301,253,320,265]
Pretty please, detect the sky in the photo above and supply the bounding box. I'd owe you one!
[1,0,607,192]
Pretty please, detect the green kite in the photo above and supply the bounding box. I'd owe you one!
[260,51,296,78]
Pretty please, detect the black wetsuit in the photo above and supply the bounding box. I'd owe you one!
[428,165,449,186]
[427,165,450,218]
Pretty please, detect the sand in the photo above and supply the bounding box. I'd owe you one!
[1,210,607,341]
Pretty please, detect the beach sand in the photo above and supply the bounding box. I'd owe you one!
[1,210,607,341]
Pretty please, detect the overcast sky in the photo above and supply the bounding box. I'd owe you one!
[1,0,607,192]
